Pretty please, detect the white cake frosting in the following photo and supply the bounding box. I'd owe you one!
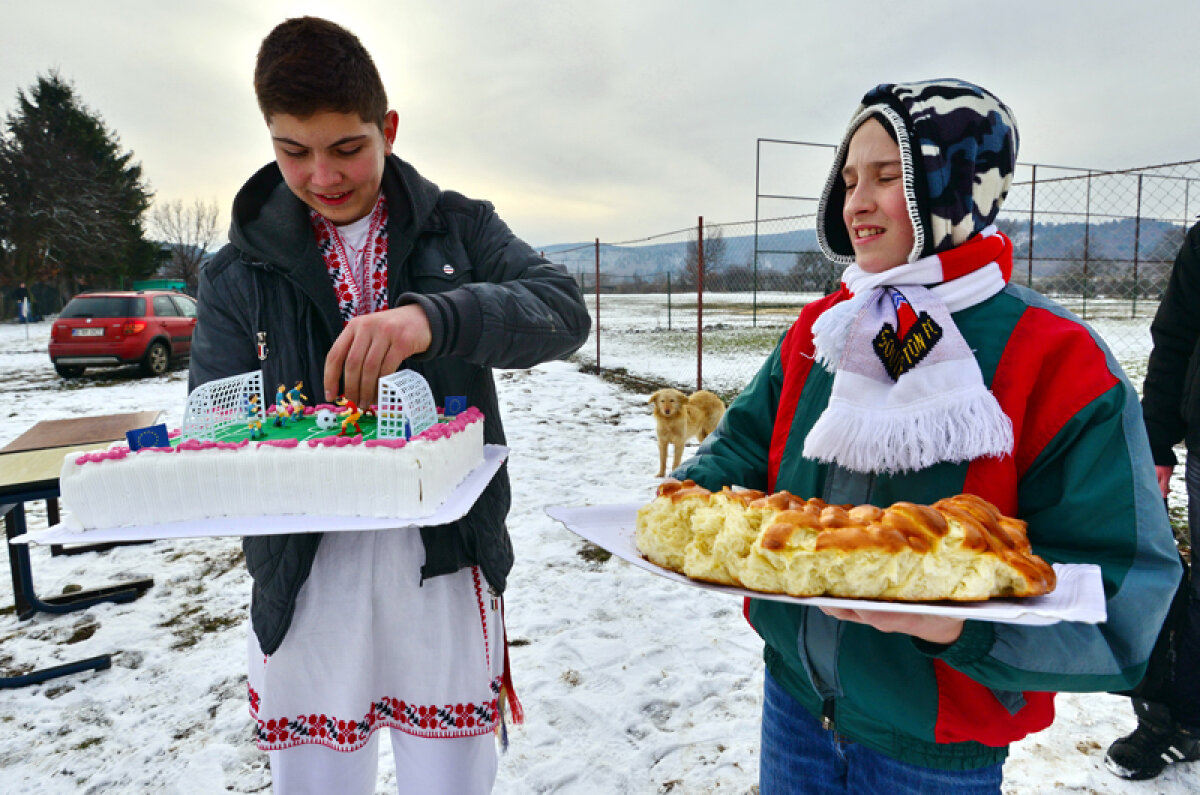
[59,410,485,531]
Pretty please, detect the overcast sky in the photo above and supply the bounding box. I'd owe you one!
[1,1,1195,248]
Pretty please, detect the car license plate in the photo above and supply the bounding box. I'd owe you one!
[72,327,104,337]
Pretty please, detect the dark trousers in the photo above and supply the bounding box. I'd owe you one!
[1168,451,1200,730]
[1140,450,1200,732]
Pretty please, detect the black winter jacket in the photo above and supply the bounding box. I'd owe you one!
[189,155,590,654]
[1143,221,1200,466]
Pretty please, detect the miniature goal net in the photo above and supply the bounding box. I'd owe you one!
[182,370,265,441]
[377,370,438,439]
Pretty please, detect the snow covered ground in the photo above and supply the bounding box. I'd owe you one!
[573,291,1158,398]
[0,319,1194,794]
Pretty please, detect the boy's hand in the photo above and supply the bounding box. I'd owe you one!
[324,305,432,406]
[820,607,965,645]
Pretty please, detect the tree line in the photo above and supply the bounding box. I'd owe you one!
[0,72,219,318]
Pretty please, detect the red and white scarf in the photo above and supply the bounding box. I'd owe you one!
[802,226,1015,474]
[311,195,390,324]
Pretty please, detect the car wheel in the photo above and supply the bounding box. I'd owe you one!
[55,364,85,378]
[141,341,170,376]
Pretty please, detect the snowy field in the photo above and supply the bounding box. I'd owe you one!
[575,292,1158,397]
[0,318,1194,794]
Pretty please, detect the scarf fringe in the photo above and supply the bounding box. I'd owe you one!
[811,296,862,371]
[803,387,1014,474]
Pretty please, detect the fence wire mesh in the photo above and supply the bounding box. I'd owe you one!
[551,150,1200,402]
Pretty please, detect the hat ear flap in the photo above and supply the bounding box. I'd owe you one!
[822,178,853,259]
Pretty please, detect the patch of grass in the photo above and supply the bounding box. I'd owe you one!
[72,737,103,751]
[170,614,242,651]
[1168,503,1191,560]
[63,620,99,645]
[160,604,242,650]
[157,605,203,628]
[508,637,531,647]
[577,542,612,564]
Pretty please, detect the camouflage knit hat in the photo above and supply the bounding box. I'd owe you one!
[817,78,1019,265]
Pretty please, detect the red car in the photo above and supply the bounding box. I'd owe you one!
[49,290,198,378]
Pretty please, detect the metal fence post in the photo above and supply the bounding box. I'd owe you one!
[1083,171,1092,318]
[1133,175,1143,318]
[594,238,600,374]
[667,272,672,330]
[1027,164,1037,288]
[753,140,760,328]
[697,216,704,392]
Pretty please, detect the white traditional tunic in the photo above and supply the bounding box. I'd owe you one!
[248,528,503,751]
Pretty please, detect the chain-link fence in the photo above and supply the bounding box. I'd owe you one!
[552,146,1200,401]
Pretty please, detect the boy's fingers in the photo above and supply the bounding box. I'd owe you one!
[324,329,352,401]
[357,336,391,407]
[342,331,372,405]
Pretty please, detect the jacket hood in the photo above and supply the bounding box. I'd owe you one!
[817,78,1019,265]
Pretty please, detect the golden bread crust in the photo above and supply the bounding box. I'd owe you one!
[635,481,1056,601]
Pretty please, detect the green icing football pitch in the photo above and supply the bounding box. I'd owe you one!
[186,411,381,445]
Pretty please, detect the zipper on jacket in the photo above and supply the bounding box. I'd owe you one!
[821,697,836,731]
[256,331,269,361]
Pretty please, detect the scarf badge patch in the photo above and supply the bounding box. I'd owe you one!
[872,289,944,382]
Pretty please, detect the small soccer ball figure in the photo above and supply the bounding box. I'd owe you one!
[315,409,338,431]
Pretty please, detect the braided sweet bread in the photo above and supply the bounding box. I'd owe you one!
[634,480,1055,601]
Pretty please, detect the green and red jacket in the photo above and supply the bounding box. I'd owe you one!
[678,282,1181,770]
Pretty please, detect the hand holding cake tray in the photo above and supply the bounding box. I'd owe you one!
[15,369,507,545]
[546,480,1107,626]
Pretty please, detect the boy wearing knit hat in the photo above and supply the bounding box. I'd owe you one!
[674,79,1181,792]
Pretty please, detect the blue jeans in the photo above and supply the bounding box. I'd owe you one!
[760,669,1003,794]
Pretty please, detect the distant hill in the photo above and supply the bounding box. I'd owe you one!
[540,217,1187,282]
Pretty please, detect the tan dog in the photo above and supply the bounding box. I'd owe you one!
[649,388,726,477]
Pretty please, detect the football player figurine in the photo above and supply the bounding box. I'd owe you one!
[273,383,292,427]
[246,393,265,440]
[287,380,308,421]
[335,395,363,437]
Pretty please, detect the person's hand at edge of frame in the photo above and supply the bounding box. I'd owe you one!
[324,305,433,407]
[1156,465,1174,500]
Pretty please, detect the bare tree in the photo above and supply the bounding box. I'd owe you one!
[682,226,727,289]
[151,198,220,292]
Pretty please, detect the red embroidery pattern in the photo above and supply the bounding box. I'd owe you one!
[248,564,500,752]
[311,196,390,325]
[472,567,492,673]
[249,679,502,751]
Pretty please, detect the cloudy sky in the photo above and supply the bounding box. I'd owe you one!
[1,1,1195,248]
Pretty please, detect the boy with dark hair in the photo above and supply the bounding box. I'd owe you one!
[189,16,589,793]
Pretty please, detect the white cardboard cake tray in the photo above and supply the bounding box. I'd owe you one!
[13,445,508,545]
[545,502,1107,627]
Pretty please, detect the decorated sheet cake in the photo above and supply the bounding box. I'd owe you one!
[59,369,485,531]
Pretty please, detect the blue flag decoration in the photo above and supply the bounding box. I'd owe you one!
[126,423,170,451]
[444,395,467,417]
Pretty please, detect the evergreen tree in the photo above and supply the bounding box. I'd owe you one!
[0,71,156,301]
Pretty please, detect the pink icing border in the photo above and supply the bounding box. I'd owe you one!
[72,406,483,466]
